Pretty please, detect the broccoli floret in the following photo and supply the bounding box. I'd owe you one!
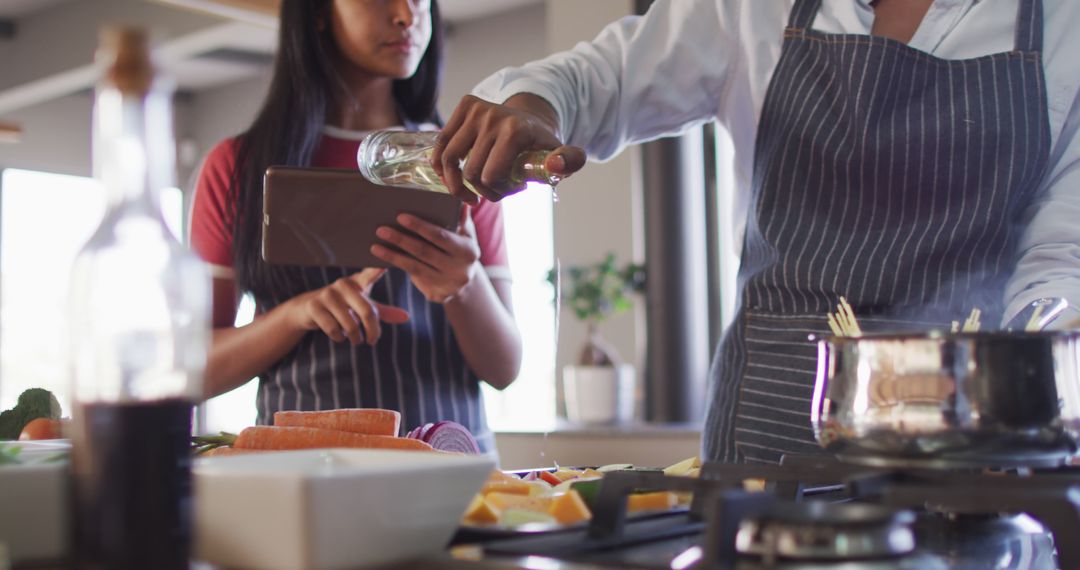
[0,388,62,440]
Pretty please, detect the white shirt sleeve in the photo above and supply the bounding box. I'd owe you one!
[1004,87,1080,325]
[471,0,739,161]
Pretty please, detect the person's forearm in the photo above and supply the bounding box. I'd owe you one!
[444,271,522,390]
[203,302,307,399]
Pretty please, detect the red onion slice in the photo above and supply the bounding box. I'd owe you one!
[421,420,480,454]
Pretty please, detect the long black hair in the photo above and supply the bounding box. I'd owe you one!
[230,0,444,302]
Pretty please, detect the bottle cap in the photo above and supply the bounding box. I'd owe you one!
[97,26,154,95]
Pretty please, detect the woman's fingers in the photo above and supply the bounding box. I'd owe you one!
[371,241,438,277]
[327,281,379,345]
[398,214,462,250]
[308,302,348,343]
[352,267,387,291]
[292,269,407,345]
[456,205,475,239]
[320,286,366,344]
[374,302,410,324]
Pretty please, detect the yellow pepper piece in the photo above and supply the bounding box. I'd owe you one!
[547,490,593,525]
[463,495,501,525]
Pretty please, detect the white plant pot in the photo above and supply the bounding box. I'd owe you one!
[563,364,635,425]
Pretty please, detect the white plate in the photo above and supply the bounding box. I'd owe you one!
[194,449,494,570]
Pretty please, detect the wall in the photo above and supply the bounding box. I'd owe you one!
[0,93,92,175]
[437,2,547,121]
[180,74,272,186]
[541,0,644,417]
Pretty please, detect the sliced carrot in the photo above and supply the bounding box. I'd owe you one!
[627,491,678,513]
[234,426,433,452]
[273,408,401,437]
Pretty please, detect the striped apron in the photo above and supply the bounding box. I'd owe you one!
[704,0,1051,463]
[254,266,495,454]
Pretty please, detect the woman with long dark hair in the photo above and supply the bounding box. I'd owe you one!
[189,0,521,453]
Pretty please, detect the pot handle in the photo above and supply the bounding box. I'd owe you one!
[1006,298,1070,331]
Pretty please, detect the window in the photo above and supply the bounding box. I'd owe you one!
[200,298,257,434]
[0,168,183,413]
[482,182,557,431]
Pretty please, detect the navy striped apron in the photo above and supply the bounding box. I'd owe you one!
[704,0,1051,463]
[253,267,495,454]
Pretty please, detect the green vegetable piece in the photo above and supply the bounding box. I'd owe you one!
[0,443,22,466]
[569,478,604,508]
[0,388,62,440]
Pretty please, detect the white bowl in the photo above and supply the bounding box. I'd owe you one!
[194,449,494,570]
[0,440,70,564]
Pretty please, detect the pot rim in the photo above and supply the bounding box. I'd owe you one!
[814,330,1078,343]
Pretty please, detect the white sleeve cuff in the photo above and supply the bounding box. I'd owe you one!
[484,265,513,282]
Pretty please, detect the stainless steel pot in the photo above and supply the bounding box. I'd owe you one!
[811,331,1080,468]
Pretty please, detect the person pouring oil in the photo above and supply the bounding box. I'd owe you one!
[432,0,1080,463]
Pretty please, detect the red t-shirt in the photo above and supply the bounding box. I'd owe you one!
[190,128,510,280]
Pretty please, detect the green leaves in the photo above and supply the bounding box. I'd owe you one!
[548,253,646,324]
[0,443,22,466]
[191,432,238,455]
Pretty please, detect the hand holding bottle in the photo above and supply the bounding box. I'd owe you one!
[287,268,409,345]
[432,94,587,203]
[370,207,480,304]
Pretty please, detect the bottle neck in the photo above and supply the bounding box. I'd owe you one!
[93,86,173,215]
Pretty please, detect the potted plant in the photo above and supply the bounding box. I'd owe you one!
[547,253,645,424]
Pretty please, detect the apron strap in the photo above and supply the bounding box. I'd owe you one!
[1015,0,1044,53]
[788,0,823,29]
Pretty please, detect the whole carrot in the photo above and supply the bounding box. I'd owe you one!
[273,409,401,437]
[234,426,433,452]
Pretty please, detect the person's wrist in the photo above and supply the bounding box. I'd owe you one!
[444,262,484,306]
[504,93,561,139]
[278,293,312,332]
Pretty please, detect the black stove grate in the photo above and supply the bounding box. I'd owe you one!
[468,456,1080,569]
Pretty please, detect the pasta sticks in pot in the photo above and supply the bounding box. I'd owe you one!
[830,301,985,337]
[1025,305,1046,332]
[951,308,982,333]
[827,297,863,337]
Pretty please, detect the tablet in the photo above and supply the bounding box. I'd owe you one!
[262,166,462,268]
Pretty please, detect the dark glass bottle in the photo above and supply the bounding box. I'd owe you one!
[68,27,210,570]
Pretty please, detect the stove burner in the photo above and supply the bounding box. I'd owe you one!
[913,512,1057,570]
[735,502,915,562]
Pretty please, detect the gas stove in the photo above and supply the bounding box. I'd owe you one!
[453,456,1080,569]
